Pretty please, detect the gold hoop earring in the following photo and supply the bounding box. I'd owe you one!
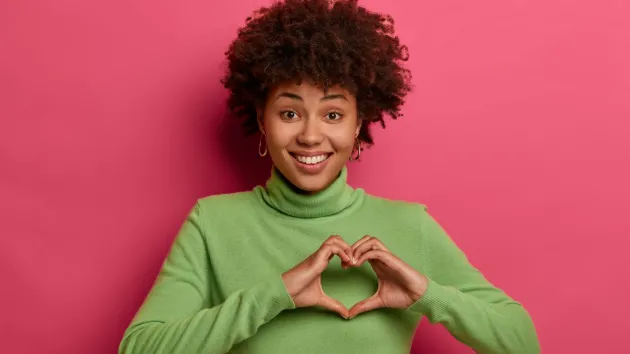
[258,132,268,157]
[349,138,361,161]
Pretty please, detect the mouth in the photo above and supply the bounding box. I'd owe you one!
[289,152,333,168]
[291,153,332,166]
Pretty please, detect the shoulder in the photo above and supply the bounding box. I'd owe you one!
[197,190,257,206]
[362,194,447,236]
[194,190,259,218]
[359,192,433,234]
[362,192,428,218]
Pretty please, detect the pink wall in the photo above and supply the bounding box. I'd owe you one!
[1,0,628,353]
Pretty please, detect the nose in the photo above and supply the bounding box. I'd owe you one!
[296,117,324,146]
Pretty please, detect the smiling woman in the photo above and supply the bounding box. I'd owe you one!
[118,0,541,353]
[260,83,361,192]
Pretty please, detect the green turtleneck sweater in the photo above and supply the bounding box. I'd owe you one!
[119,168,540,354]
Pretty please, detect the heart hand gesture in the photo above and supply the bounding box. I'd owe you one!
[281,235,353,319]
[345,235,428,319]
[281,234,428,320]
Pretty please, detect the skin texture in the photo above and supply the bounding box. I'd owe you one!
[281,233,429,319]
[258,81,361,193]
[346,235,428,319]
[260,81,428,318]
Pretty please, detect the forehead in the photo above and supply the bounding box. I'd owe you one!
[268,81,353,99]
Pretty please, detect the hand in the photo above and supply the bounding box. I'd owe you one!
[282,235,353,319]
[347,235,429,319]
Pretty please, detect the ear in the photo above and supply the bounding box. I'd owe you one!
[355,119,363,138]
[256,107,264,133]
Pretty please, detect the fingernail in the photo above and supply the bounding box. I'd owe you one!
[352,257,356,264]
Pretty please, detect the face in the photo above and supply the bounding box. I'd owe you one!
[258,81,361,193]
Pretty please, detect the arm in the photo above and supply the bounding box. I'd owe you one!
[118,202,295,354]
[407,207,541,354]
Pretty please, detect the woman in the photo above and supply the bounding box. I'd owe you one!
[119,0,540,353]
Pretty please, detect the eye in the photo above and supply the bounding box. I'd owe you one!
[326,111,343,120]
[280,110,298,120]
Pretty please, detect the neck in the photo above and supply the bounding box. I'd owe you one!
[278,171,335,196]
[256,166,362,218]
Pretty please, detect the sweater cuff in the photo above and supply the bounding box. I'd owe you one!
[406,277,459,322]
[252,275,296,322]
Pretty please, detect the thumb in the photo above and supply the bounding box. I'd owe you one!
[348,295,384,319]
[318,295,349,319]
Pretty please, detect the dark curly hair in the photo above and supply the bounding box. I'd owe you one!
[221,0,412,146]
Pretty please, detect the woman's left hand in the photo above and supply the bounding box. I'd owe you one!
[344,235,429,319]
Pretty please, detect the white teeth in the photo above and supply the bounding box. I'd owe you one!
[295,154,329,165]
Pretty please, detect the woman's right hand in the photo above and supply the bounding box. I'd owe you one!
[281,235,353,319]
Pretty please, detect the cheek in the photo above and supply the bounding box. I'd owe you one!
[265,123,294,150]
[329,132,356,153]
[266,134,287,153]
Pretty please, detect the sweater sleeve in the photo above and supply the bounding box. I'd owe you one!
[407,206,541,354]
[118,202,295,354]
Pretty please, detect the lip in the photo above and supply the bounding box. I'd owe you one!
[289,152,333,175]
[289,150,332,157]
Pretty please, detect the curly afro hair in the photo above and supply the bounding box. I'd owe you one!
[221,0,412,146]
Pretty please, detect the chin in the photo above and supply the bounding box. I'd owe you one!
[274,151,347,193]
[291,176,330,193]
[282,161,343,194]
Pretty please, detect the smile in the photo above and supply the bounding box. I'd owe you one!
[292,153,331,165]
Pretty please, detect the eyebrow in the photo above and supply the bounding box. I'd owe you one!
[274,92,349,102]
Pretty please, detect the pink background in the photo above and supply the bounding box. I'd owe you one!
[1,0,629,353]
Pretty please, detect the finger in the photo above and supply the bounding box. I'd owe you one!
[355,249,393,267]
[324,235,353,260]
[317,243,352,264]
[348,295,384,319]
[351,235,372,254]
[325,236,353,260]
[353,238,388,263]
[325,234,351,247]
[349,235,373,264]
[318,295,349,319]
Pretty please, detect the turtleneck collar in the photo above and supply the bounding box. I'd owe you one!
[257,166,362,218]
